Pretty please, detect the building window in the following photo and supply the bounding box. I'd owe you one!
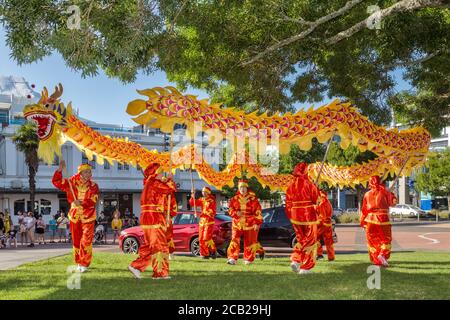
[14,199,25,215]
[40,199,52,215]
[104,161,111,170]
[0,110,9,124]
[118,162,129,171]
[81,153,96,169]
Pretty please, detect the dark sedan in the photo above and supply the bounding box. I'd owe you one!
[259,206,337,248]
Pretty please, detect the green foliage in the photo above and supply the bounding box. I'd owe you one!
[1,1,448,131]
[221,176,280,201]
[11,122,39,154]
[279,139,326,174]
[335,212,360,224]
[415,148,450,197]
[12,122,39,212]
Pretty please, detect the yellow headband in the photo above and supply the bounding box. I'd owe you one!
[78,164,92,173]
[202,187,211,194]
[238,181,248,188]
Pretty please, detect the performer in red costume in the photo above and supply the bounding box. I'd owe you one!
[360,175,397,267]
[162,181,178,259]
[316,190,335,261]
[227,179,265,265]
[285,162,320,275]
[190,186,217,259]
[52,160,99,272]
[128,163,177,279]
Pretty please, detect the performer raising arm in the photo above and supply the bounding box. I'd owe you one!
[52,160,99,273]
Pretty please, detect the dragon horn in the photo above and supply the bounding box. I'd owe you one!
[38,87,49,105]
[49,83,63,101]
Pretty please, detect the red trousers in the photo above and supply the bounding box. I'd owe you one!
[166,221,175,254]
[317,224,335,260]
[131,226,169,278]
[199,219,216,257]
[291,224,318,270]
[365,223,392,265]
[70,221,94,267]
[227,225,264,262]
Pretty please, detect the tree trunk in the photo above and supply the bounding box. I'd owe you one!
[26,151,39,215]
[28,164,36,214]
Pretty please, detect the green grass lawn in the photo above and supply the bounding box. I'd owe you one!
[1,251,449,300]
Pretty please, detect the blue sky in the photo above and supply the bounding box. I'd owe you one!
[0,25,412,127]
[0,26,209,127]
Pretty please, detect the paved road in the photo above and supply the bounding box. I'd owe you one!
[1,222,449,270]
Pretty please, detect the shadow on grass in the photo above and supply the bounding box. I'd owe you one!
[2,252,450,300]
[3,264,449,300]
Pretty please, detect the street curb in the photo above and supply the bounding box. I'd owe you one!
[335,221,450,228]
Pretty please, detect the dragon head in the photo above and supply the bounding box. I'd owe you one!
[23,84,72,164]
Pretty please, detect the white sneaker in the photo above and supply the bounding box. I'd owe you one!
[152,276,171,280]
[226,258,236,265]
[169,254,174,260]
[78,266,88,273]
[378,255,389,267]
[299,269,312,275]
[244,260,252,265]
[290,262,300,273]
[128,265,142,279]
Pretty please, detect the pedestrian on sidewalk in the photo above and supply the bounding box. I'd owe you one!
[111,210,123,244]
[24,212,36,247]
[57,212,69,243]
[35,215,46,245]
[49,215,57,243]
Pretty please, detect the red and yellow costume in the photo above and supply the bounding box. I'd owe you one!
[285,163,320,271]
[162,184,178,254]
[361,175,397,266]
[189,186,217,257]
[52,164,99,267]
[130,164,177,278]
[316,190,335,261]
[227,180,265,263]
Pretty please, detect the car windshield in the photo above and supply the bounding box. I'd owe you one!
[215,214,232,221]
[262,209,274,223]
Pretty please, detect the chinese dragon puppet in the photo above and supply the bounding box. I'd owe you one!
[23,84,430,191]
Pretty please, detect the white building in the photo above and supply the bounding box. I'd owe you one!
[394,125,450,208]
[0,76,224,224]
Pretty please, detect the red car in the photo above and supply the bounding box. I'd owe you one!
[118,211,232,256]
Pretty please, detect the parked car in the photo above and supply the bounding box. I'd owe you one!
[260,206,337,248]
[389,204,427,217]
[332,208,345,216]
[345,208,359,214]
[118,211,232,256]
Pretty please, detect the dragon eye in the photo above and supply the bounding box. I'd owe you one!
[45,104,50,108]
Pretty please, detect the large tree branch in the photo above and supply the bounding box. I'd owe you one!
[242,0,449,66]
[241,0,364,66]
[326,0,450,45]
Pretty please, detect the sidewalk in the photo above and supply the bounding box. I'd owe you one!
[336,220,450,228]
[0,240,121,270]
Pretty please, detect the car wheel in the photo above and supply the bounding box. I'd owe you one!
[122,236,139,254]
[190,237,200,256]
[291,235,297,248]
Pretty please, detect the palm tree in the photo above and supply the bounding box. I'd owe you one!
[12,122,39,214]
